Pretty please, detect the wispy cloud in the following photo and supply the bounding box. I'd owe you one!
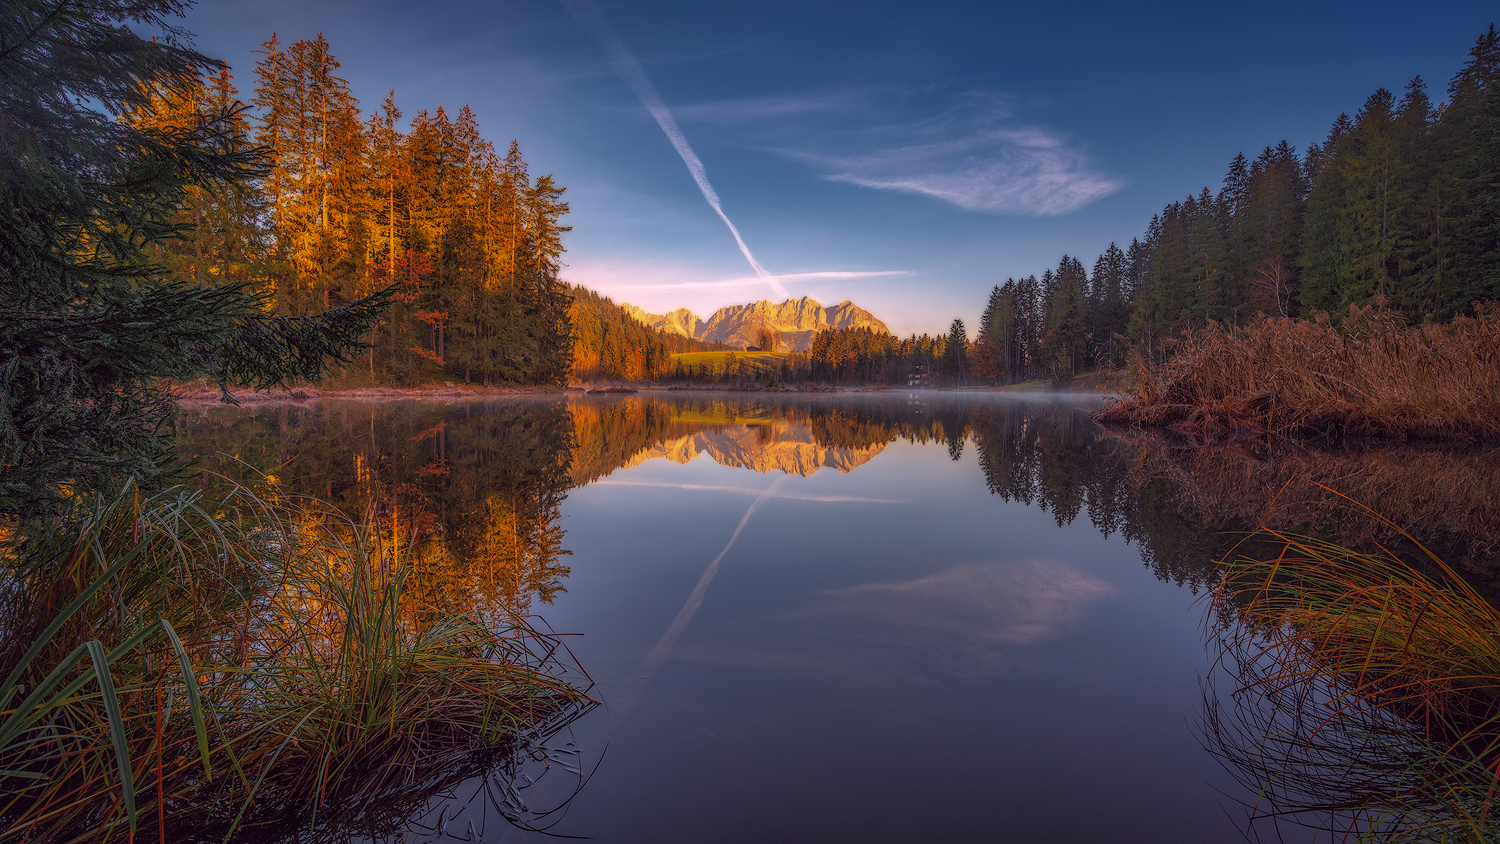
[824,560,1114,658]
[677,560,1116,680]
[820,124,1124,215]
[682,87,1124,216]
[558,0,787,297]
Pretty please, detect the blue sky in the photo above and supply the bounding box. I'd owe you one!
[184,0,1493,336]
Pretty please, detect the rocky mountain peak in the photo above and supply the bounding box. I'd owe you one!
[622,296,888,352]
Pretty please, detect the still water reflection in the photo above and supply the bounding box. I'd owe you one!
[175,392,1500,842]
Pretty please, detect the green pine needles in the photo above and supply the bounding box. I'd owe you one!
[0,0,390,514]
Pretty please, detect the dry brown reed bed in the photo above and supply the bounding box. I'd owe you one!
[1097,304,1500,442]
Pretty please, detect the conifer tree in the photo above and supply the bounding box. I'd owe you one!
[1045,256,1088,379]
[131,68,265,286]
[1341,89,1404,305]
[1300,114,1356,314]
[1444,25,1500,313]
[1016,274,1042,378]
[1090,243,1129,365]
[0,0,388,512]
[1239,142,1307,316]
[943,319,969,385]
[1187,187,1235,321]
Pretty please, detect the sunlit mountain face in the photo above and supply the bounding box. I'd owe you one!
[637,421,885,475]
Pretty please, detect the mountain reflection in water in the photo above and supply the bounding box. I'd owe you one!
[638,423,885,475]
[173,392,1500,842]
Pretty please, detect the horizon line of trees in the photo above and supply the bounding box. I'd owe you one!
[964,24,1498,385]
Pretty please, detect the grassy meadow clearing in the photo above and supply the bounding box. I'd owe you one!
[670,351,793,378]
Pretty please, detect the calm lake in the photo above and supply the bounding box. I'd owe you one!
[175,391,1500,843]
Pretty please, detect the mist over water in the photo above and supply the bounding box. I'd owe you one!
[174,391,1500,843]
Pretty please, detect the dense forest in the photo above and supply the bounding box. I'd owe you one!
[804,325,967,385]
[569,287,730,381]
[147,34,575,386]
[591,324,964,386]
[967,25,1499,385]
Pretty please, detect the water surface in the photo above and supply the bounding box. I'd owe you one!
[176,391,1500,842]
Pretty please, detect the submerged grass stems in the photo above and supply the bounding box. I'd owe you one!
[1098,302,1500,441]
[0,483,595,843]
[1207,498,1500,842]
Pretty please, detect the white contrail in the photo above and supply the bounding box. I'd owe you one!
[610,476,786,718]
[559,0,788,298]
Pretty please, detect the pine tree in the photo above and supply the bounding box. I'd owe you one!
[1044,256,1088,379]
[1132,203,1195,346]
[1090,243,1129,365]
[1016,274,1042,379]
[1219,152,1250,218]
[254,34,364,315]
[1187,187,1235,321]
[1444,26,1500,313]
[1239,142,1307,317]
[943,319,969,385]
[0,0,389,513]
[1338,89,1404,306]
[1300,113,1357,314]
[131,69,265,286]
[972,284,1006,383]
[1385,76,1448,318]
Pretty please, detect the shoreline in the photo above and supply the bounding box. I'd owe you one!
[1091,313,1500,444]
[173,380,1120,407]
[173,383,554,406]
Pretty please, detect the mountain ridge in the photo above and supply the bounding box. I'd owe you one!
[622,296,889,352]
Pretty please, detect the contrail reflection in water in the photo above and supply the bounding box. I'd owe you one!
[611,476,787,718]
[592,479,905,504]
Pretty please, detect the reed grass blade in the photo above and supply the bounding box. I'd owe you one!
[159,619,212,779]
[84,640,136,831]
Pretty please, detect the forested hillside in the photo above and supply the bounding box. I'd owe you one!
[972,25,1500,385]
[145,34,574,387]
[806,326,951,384]
[570,287,728,381]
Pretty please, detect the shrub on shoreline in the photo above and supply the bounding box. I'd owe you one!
[1096,304,1500,441]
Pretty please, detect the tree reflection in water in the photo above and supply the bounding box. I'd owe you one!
[179,399,577,627]
[177,393,1500,841]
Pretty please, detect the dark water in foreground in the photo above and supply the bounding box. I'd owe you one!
[176,391,1500,843]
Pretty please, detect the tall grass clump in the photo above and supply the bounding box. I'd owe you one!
[1206,506,1500,842]
[0,484,594,843]
[1097,302,1500,441]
